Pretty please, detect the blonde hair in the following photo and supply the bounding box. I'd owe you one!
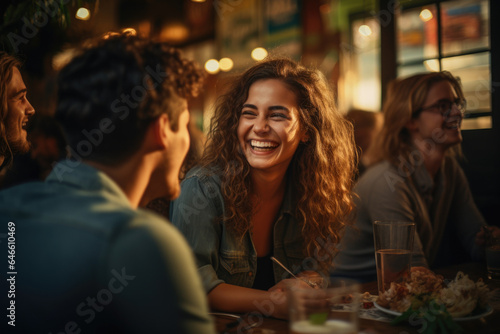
[201,58,357,271]
[371,71,464,166]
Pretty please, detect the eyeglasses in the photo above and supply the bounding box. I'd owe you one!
[413,99,467,118]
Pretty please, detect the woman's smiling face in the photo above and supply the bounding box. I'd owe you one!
[410,80,463,151]
[237,79,307,174]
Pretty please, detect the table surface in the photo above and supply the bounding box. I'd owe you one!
[214,262,500,334]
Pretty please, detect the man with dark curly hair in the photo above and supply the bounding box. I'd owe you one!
[0,51,35,171]
[0,31,215,333]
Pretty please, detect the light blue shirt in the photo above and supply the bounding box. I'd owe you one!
[0,161,215,334]
[170,166,311,292]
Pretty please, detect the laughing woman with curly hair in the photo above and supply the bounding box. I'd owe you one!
[171,58,356,319]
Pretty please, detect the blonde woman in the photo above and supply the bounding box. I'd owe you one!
[333,71,498,282]
[171,58,356,319]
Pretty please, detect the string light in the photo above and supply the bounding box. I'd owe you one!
[420,9,433,22]
[75,7,90,20]
[219,58,234,72]
[205,59,220,74]
[251,47,268,61]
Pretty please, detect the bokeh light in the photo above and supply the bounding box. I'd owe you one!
[219,58,234,72]
[76,8,90,21]
[359,24,372,37]
[205,59,220,74]
[420,9,433,22]
[251,47,268,61]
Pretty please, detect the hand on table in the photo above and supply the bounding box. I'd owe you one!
[269,271,324,292]
[265,277,316,320]
[297,270,326,288]
[268,277,313,293]
[266,272,325,320]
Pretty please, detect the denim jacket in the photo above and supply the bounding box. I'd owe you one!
[170,166,308,293]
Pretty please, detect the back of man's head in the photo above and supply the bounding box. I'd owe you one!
[56,31,204,165]
[0,52,22,168]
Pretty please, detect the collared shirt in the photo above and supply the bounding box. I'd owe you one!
[332,156,485,282]
[170,166,309,293]
[0,161,215,334]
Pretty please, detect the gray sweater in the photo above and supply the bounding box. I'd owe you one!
[332,156,485,282]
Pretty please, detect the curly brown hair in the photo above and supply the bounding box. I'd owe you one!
[0,52,22,170]
[201,58,357,271]
[56,30,205,165]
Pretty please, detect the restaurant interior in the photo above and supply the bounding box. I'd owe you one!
[1,1,500,333]
[2,0,497,223]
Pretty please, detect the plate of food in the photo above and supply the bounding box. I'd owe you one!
[373,301,493,321]
[375,267,492,322]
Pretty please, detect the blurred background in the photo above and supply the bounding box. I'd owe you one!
[1,0,499,223]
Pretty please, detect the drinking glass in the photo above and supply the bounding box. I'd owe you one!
[288,277,359,334]
[373,221,415,295]
[486,240,500,280]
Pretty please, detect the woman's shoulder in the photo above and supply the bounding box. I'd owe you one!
[184,165,222,185]
[356,160,410,195]
[180,166,224,203]
[172,165,225,225]
[357,160,395,184]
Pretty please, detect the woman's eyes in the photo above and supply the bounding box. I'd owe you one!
[270,113,287,119]
[240,110,289,120]
[241,110,256,117]
[437,102,451,113]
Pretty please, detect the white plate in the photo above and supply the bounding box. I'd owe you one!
[373,301,493,321]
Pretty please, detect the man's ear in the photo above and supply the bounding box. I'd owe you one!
[150,113,170,150]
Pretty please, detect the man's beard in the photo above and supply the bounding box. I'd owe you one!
[8,137,31,155]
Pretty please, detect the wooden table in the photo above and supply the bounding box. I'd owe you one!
[215,262,500,333]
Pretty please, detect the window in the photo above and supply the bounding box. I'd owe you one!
[397,0,491,129]
[341,15,381,112]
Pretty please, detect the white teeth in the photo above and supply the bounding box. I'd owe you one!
[445,122,459,129]
[250,140,278,148]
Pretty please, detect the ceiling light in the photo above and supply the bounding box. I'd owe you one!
[419,9,433,22]
[219,58,234,72]
[251,47,268,61]
[359,24,372,37]
[205,59,220,74]
[76,7,90,21]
